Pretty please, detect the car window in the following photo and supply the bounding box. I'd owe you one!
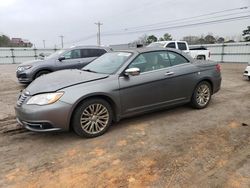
[81,49,107,58]
[46,50,66,59]
[167,51,189,66]
[95,49,107,56]
[129,51,171,73]
[166,42,176,49]
[177,42,187,50]
[83,52,132,74]
[63,49,81,60]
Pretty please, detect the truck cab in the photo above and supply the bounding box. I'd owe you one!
[148,40,210,60]
[147,41,189,53]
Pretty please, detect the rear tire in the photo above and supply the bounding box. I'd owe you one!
[191,81,212,109]
[35,70,51,79]
[72,98,113,138]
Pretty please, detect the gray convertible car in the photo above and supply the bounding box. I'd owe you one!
[15,48,221,138]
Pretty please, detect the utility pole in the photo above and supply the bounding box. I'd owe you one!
[95,22,103,46]
[59,35,64,48]
[43,40,45,48]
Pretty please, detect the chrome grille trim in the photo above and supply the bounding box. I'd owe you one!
[17,93,28,106]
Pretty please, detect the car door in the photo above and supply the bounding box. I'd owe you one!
[58,49,82,69]
[159,51,199,103]
[118,51,172,115]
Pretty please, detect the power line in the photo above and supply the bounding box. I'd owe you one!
[120,6,249,31]
[62,7,250,44]
[102,15,250,36]
[102,10,250,35]
[122,11,250,32]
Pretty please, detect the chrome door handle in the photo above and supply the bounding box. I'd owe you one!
[165,71,174,76]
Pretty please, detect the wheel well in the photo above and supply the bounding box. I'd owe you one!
[34,69,52,79]
[69,95,118,130]
[198,79,213,93]
[196,55,206,60]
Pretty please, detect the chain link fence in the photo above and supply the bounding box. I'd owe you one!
[0,48,60,64]
[190,42,250,63]
[0,42,250,64]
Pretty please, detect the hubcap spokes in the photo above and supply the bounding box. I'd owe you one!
[196,84,210,106]
[80,104,109,134]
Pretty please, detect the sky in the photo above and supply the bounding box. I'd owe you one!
[0,0,249,48]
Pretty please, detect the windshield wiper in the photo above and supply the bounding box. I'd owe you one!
[82,69,97,73]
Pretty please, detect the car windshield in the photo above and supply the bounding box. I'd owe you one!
[147,43,165,48]
[82,52,132,74]
[46,50,66,59]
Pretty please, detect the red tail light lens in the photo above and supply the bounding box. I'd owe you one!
[216,64,221,72]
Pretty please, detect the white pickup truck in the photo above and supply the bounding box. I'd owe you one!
[148,41,211,60]
[243,63,250,80]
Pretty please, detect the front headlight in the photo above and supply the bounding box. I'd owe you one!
[17,65,32,72]
[26,92,64,105]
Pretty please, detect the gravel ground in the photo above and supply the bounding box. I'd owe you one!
[0,63,249,188]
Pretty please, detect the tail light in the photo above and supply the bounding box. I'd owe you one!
[216,64,221,72]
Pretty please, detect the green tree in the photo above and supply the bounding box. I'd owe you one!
[216,37,225,43]
[163,33,172,41]
[146,35,158,44]
[158,37,164,41]
[132,34,148,46]
[204,34,216,44]
[242,26,250,41]
[0,35,11,47]
[182,36,200,45]
[198,37,206,44]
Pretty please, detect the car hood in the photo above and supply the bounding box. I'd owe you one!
[26,69,109,95]
[19,59,45,66]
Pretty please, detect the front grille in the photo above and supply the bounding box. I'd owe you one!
[17,73,27,78]
[17,93,28,106]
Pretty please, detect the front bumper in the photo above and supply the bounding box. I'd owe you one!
[243,66,250,77]
[16,71,33,83]
[16,118,61,132]
[15,100,72,132]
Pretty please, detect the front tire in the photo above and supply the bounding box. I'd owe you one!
[72,98,113,138]
[191,81,212,109]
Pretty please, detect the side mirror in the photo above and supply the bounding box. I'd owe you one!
[58,56,65,61]
[125,67,140,76]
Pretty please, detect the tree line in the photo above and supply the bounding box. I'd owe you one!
[0,35,33,47]
[133,25,250,45]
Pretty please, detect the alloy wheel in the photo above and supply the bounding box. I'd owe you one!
[80,103,109,134]
[196,84,210,106]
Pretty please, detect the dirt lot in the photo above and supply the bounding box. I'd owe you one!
[0,63,249,188]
